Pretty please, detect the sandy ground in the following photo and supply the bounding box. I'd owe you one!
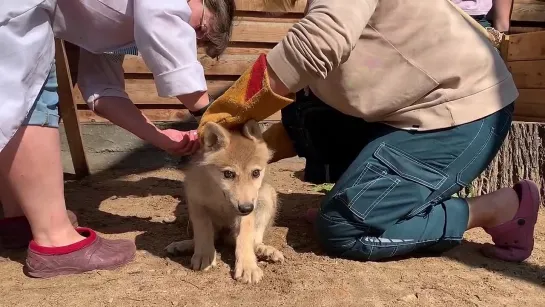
[0,158,544,307]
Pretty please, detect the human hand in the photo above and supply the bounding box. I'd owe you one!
[157,129,200,156]
[486,27,505,49]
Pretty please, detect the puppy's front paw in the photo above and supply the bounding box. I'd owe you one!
[191,250,217,271]
[255,244,284,263]
[165,240,194,256]
[234,260,263,284]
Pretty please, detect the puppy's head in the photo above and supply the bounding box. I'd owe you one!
[199,120,272,216]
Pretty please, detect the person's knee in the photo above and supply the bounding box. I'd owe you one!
[314,207,361,257]
[314,214,383,261]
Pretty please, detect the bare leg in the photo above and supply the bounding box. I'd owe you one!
[0,175,24,218]
[467,180,539,262]
[466,187,519,230]
[0,126,84,247]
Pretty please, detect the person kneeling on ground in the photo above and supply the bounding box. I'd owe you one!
[192,0,540,263]
[0,0,234,278]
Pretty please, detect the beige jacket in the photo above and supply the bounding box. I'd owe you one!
[266,0,518,131]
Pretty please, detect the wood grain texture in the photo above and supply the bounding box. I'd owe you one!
[76,109,281,123]
[460,122,545,202]
[511,0,545,22]
[229,17,296,43]
[513,89,545,122]
[507,31,545,61]
[76,109,195,123]
[74,79,235,105]
[122,49,269,75]
[510,26,545,33]
[234,0,306,13]
[509,60,545,88]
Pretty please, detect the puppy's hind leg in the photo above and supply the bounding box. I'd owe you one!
[165,239,194,255]
[254,184,284,263]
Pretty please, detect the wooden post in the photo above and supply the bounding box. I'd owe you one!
[500,34,510,62]
[55,39,90,178]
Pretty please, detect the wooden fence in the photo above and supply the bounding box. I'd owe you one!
[507,30,545,122]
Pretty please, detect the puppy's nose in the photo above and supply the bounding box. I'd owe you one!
[238,203,254,214]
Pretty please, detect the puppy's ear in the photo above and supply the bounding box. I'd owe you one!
[201,122,230,151]
[242,119,263,142]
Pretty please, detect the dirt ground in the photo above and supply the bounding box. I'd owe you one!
[0,158,544,307]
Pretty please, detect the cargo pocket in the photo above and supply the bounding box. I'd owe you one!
[331,142,448,227]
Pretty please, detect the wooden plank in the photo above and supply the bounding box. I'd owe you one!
[55,39,90,178]
[123,51,268,75]
[509,60,545,88]
[507,31,545,61]
[511,0,545,22]
[500,34,510,62]
[76,109,194,123]
[74,79,236,105]
[513,89,545,122]
[66,46,271,75]
[510,26,545,34]
[71,46,272,76]
[234,0,306,13]
[77,109,282,123]
[230,17,296,43]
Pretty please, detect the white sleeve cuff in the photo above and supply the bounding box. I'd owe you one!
[154,61,208,97]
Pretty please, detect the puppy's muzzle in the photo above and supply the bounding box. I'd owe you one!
[237,203,254,215]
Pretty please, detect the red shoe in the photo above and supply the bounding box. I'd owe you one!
[481,180,541,262]
[0,210,79,249]
[25,227,136,278]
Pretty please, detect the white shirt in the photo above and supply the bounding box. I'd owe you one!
[0,0,207,150]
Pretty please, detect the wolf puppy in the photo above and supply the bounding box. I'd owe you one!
[166,120,284,284]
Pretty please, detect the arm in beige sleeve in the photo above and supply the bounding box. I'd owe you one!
[266,0,378,93]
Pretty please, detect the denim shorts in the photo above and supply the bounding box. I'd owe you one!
[22,61,60,128]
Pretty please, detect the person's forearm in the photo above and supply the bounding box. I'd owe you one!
[491,0,513,32]
[267,62,291,97]
[93,97,168,146]
[176,90,210,112]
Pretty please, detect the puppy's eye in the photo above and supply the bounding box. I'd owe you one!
[251,169,261,178]
[223,170,236,179]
